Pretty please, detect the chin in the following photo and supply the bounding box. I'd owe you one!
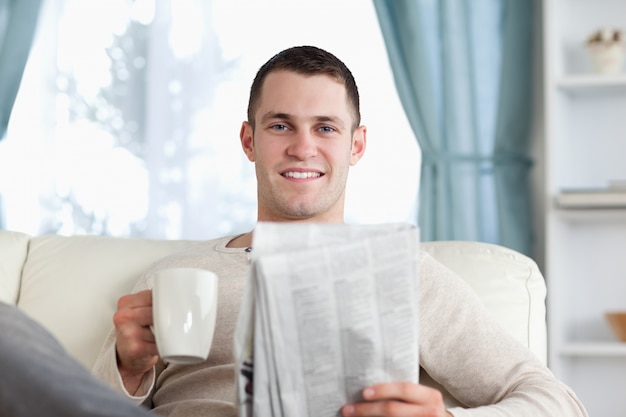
[280,203,323,220]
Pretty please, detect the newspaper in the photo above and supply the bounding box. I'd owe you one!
[234,222,420,417]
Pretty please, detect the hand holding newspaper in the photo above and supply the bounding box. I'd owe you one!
[234,222,420,417]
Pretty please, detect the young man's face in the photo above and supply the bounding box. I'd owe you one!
[240,70,366,223]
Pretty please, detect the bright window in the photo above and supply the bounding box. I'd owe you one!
[0,0,420,239]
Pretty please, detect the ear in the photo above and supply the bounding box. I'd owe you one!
[350,125,367,166]
[240,121,255,162]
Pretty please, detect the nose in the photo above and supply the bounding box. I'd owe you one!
[286,130,318,160]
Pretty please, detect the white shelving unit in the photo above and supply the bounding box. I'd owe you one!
[543,1,626,416]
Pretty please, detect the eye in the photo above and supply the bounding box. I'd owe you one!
[270,124,289,132]
[319,126,336,133]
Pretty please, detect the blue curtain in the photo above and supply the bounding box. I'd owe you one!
[373,0,534,255]
[0,0,41,229]
[0,0,42,141]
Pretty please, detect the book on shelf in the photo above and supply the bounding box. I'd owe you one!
[555,187,626,209]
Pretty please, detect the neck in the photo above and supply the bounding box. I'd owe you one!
[226,231,253,248]
[226,214,346,249]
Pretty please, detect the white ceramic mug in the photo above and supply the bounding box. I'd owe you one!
[152,267,218,364]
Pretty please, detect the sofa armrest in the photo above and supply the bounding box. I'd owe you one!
[0,230,31,304]
[421,241,547,365]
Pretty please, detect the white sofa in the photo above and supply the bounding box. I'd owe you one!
[0,230,547,371]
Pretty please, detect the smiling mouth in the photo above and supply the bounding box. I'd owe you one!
[281,171,323,179]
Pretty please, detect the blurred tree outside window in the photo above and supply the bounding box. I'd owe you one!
[0,0,420,239]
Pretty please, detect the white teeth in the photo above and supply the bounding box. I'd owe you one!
[283,171,321,179]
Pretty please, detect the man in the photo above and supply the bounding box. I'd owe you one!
[1,46,587,417]
[92,45,368,415]
[92,46,587,416]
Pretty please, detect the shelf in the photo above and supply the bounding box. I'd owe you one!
[544,1,626,414]
[554,208,626,222]
[559,342,626,357]
[555,74,626,96]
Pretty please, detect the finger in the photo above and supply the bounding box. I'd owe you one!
[117,290,153,309]
[114,304,153,328]
[116,328,158,358]
[342,400,431,417]
[135,306,154,328]
[123,339,159,360]
[362,382,439,404]
[117,340,159,374]
[140,325,156,343]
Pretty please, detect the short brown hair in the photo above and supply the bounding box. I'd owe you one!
[247,46,361,131]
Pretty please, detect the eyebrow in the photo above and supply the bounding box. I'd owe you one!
[260,112,347,129]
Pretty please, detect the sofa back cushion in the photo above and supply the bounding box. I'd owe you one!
[7,232,547,371]
[17,234,199,368]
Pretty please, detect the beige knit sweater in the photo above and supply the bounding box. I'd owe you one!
[92,236,588,417]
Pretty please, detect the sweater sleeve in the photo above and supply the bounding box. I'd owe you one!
[417,252,588,417]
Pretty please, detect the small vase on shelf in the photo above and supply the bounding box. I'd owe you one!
[586,28,625,75]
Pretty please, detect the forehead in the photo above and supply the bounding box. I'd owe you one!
[255,71,352,122]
